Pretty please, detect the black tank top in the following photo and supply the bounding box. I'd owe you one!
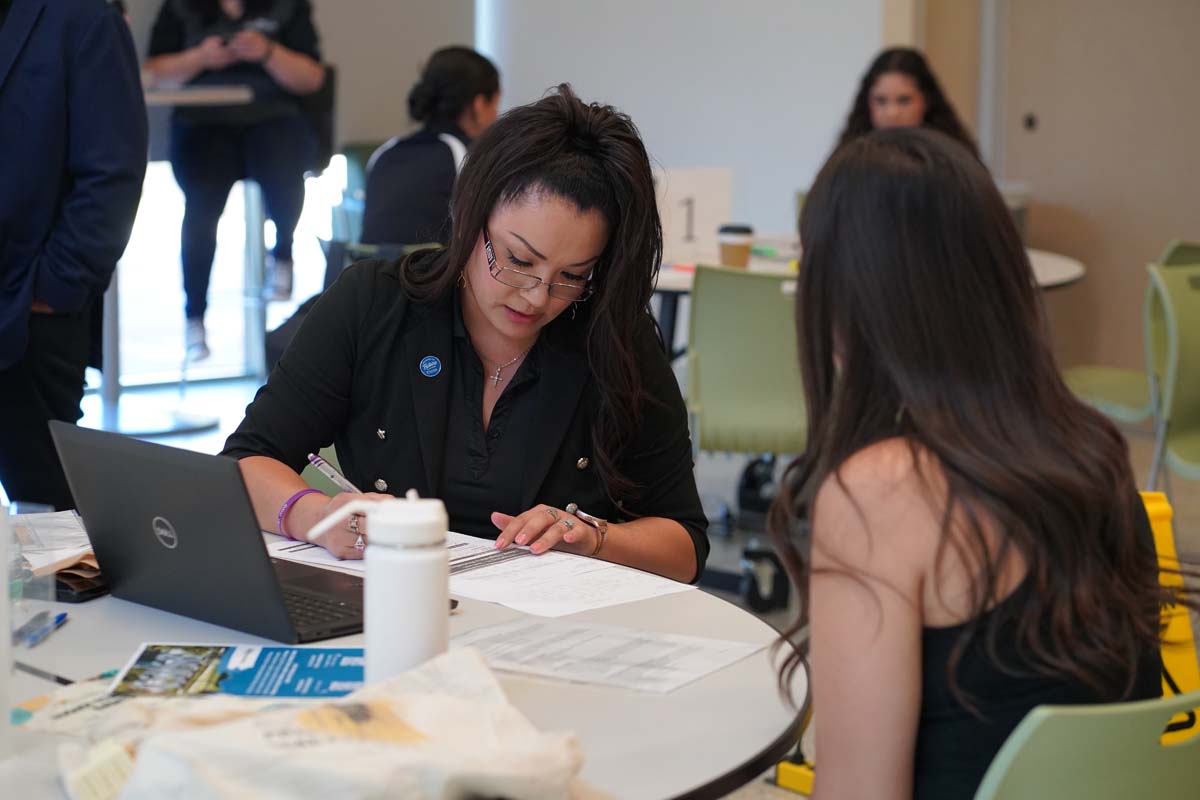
[914,507,1163,799]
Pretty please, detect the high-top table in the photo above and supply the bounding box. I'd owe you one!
[5,586,806,799]
[96,85,256,437]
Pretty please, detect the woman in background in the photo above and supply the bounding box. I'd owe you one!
[361,47,500,247]
[771,127,1181,798]
[145,0,325,360]
[836,47,978,157]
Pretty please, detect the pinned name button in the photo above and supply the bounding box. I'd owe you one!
[576,457,589,470]
[419,356,442,378]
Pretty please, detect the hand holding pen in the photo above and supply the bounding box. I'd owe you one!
[302,454,390,560]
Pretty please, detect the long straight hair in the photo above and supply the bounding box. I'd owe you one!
[837,48,979,157]
[770,127,1192,707]
[398,84,663,500]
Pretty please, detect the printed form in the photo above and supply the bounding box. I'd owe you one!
[453,618,763,692]
[266,531,694,616]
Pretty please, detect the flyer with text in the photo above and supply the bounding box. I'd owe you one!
[110,644,364,698]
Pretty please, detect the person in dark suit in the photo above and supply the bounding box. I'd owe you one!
[223,85,709,583]
[361,46,500,247]
[0,0,147,509]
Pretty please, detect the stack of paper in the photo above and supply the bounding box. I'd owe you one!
[453,619,764,693]
[267,531,694,616]
[13,510,95,576]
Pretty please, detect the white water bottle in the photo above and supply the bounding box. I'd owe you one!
[306,489,449,682]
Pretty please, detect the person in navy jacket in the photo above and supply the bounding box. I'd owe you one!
[0,0,147,508]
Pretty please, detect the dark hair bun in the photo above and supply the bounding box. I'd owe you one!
[409,47,500,124]
[408,81,437,122]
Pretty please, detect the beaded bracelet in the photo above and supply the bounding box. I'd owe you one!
[278,488,323,540]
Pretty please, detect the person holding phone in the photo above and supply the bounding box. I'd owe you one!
[223,85,709,584]
[144,0,325,361]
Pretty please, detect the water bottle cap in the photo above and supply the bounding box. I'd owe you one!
[366,490,447,547]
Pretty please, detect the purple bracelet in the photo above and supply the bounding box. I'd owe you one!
[278,488,323,539]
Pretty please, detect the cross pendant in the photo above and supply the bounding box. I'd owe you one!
[489,370,503,386]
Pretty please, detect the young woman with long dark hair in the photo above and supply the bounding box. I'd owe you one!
[362,46,501,246]
[837,47,978,157]
[223,85,708,583]
[770,127,1186,798]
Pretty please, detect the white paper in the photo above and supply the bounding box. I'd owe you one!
[12,510,92,575]
[453,619,763,693]
[267,532,694,616]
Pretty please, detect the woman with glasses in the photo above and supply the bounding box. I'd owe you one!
[222,85,708,583]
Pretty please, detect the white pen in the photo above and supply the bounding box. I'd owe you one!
[306,453,362,494]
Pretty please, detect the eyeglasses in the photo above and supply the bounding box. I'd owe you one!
[483,227,594,302]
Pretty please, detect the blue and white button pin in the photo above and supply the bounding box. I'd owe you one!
[419,356,442,378]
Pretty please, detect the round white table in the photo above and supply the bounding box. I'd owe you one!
[654,247,1087,357]
[4,588,806,799]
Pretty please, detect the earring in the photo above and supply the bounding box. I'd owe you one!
[570,304,577,321]
[457,272,467,288]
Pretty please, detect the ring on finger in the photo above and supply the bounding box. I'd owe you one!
[545,507,559,521]
[348,515,360,534]
[558,518,575,530]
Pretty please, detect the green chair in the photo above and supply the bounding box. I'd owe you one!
[687,265,806,610]
[321,240,440,290]
[331,141,387,243]
[1062,283,1162,487]
[1060,241,1200,464]
[687,265,806,456]
[973,689,1200,800]
[1160,239,1200,266]
[1145,263,1200,491]
[300,445,342,497]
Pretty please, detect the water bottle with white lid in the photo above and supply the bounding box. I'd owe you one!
[306,489,449,682]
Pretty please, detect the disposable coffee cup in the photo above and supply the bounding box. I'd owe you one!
[718,224,754,268]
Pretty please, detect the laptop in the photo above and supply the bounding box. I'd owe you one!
[50,422,363,644]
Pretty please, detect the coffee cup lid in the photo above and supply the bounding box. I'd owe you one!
[718,224,754,235]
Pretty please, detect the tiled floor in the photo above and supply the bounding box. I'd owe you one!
[79,384,1198,799]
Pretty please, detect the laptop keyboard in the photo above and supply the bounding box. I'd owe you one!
[281,589,360,628]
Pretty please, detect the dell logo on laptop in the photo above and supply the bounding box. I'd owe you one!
[151,516,179,550]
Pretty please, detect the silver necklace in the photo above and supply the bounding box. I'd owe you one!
[486,349,530,386]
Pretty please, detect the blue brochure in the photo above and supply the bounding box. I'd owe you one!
[111,644,364,698]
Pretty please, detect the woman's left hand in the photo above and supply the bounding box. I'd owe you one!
[227,30,272,63]
[492,505,597,556]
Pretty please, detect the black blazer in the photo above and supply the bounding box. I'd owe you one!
[223,254,710,578]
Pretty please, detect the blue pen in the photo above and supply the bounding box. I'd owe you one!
[24,612,68,648]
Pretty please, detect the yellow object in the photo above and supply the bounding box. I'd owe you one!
[1141,491,1200,743]
[774,757,815,795]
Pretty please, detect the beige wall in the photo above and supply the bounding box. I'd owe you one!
[123,0,474,147]
[883,0,923,46]
[923,0,980,137]
[1003,0,1200,369]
